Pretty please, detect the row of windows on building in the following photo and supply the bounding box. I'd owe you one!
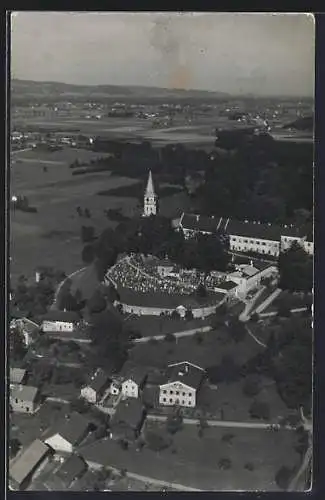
[161,397,189,405]
[230,237,279,247]
[162,389,192,397]
[231,246,277,255]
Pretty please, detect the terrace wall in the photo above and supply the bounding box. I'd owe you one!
[118,296,226,319]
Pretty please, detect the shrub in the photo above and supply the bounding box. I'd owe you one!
[242,375,261,397]
[164,333,176,343]
[218,458,232,470]
[249,400,270,421]
[275,465,293,490]
[244,462,255,471]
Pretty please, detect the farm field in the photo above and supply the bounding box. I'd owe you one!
[10,147,140,282]
[80,424,300,491]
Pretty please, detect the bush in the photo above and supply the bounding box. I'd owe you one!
[249,400,270,421]
[194,332,204,344]
[164,333,176,343]
[218,458,232,470]
[275,465,293,490]
[242,375,261,397]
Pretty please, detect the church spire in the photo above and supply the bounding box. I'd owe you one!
[145,170,155,196]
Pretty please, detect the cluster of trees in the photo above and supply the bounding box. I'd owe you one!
[88,215,230,281]
[12,274,58,319]
[10,327,27,362]
[279,242,313,292]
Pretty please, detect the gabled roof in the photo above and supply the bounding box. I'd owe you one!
[120,363,147,386]
[10,368,27,385]
[11,385,38,403]
[180,213,307,241]
[161,361,205,391]
[41,310,80,323]
[86,369,110,393]
[216,280,238,291]
[55,454,87,487]
[10,439,51,487]
[55,413,90,446]
[111,398,145,429]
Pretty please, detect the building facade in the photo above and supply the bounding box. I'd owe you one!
[179,213,313,257]
[41,311,80,333]
[143,170,158,217]
[159,362,205,408]
[10,385,39,414]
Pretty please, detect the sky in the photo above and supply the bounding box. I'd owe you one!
[11,12,315,96]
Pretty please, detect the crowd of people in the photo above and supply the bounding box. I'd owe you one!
[105,254,228,297]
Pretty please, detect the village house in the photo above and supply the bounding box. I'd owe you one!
[10,385,40,414]
[9,439,53,491]
[120,365,148,399]
[81,369,111,404]
[41,310,80,333]
[109,376,123,396]
[110,398,146,441]
[159,361,206,408]
[44,413,91,453]
[10,310,40,346]
[178,213,313,257]
[10,367,27,386]
[227,262,278,298]
[44,454,88,490]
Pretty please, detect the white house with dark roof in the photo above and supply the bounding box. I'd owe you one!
[10,385,40,414]
[41,310,80,333]
[44,413,91,453]
[121,366,148,399]
[81,368,111,404]
[179,213,313,257]
[159,361,205,408]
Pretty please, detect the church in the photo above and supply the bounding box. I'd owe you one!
[143,170,158,217]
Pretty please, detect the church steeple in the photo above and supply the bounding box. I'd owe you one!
[145,170,155,196]
[143,170,158,217]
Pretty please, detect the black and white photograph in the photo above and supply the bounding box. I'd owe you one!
[8,11,314,492]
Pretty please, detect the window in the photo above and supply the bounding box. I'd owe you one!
[15,399,18,403]
[163,390,166,394]
[188,393,192,397]
[170,390,173,395]
[169,399,173,403]
[182,400,185,405]
[256,241,260,245]
[182,392,186,396]
[163,398,166,402]
[176,391,179,395]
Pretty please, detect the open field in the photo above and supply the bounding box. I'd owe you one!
[80,424,300,490]
[126,315,211,337]
[10,148,140,282]
[129,325,263,369]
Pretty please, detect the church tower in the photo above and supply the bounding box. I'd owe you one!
[143,170,158,217]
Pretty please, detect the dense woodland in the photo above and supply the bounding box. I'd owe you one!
[90,131,313,227]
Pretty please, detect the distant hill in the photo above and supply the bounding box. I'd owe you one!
[11,79,229,102]
[283,116,313,132]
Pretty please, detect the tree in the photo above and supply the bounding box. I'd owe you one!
[193,331,204,345]
[60,291,80,312]
[70,398,90,414]
[87,289,107,314]
[166,410,183,434]
[82,244,95,264]
[228,317,246,343]
[9,327,27,361]
[242,375,262,397]
[275,465,293,490]
[164,333,176,343]
[81,225,95,243]
[196,284,207,299]
[171,310,180,321]
[278,243,313,292]
[9,438,21,459]
[185,309,194,321]
[249,400,270,421]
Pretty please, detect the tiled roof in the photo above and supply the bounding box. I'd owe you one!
[87,369,110,393]
[10,368,27,385]
[9,439,51,487]
[111,398,145,429]
[10,385,38,403]
[41,311,80,323]
[55,454,87,487]
[180,213,306,242]
[57,413,90,446]
[161,361,205,391]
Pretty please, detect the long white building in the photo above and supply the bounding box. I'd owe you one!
[178,213,313,257]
